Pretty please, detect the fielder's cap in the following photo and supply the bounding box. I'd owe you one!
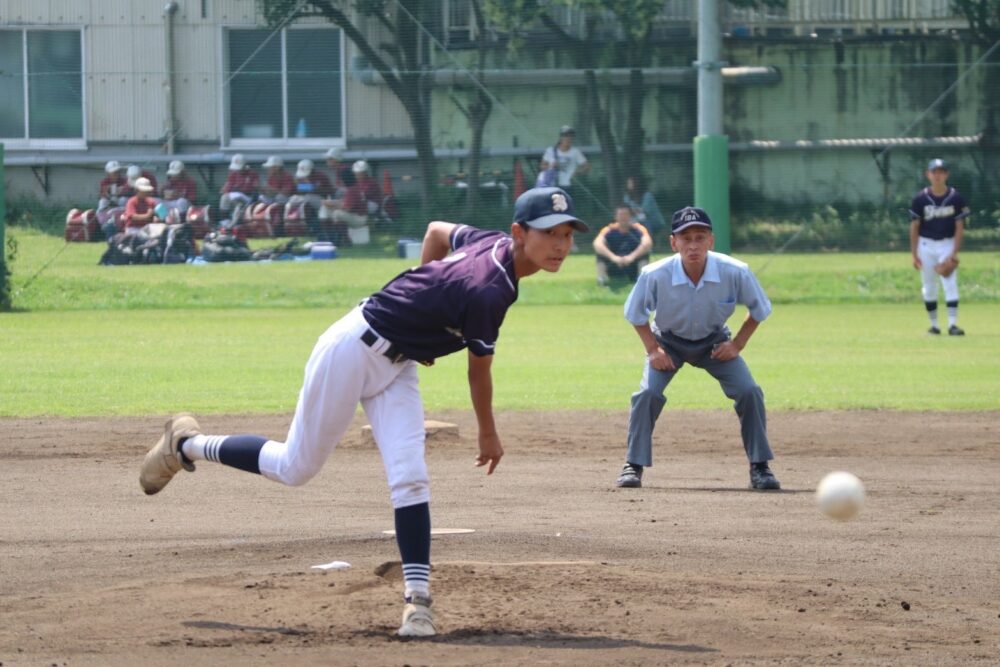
[295,159,313,179]
[513,187,588,232]
[126,164,142,179]
[325,146,344,160]
[263,155,284,168]
[351,159,369,173]
[671,206,713,234]
[559,124,575,136]
[105,160,122,173]
[228,153,246,171]
[166,160,184,176]
[927,158,948,171]
[134,177,155,193]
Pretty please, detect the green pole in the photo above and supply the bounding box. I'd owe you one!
[0,142,6,310]
[693,134,730,253]
[0,143,5,253]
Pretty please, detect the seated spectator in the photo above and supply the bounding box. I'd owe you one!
[593,203,653,286]
[624,174,666,236]
[351,160,382,216]
[260,156,295,204]
[123,177,159,234]
[98,161,128,211]
[286,159,334,238]
[161,160,197,221]
[331,168,369,230]
[124,164,159,197]
[324,146,347,198]
[219,154,259,222]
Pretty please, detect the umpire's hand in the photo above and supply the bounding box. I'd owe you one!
[647,346,676,372]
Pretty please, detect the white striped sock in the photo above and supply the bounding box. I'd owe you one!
[180,434,228,463]
[402,563,431,599]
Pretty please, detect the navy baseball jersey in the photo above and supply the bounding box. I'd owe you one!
[908,187,970,240]
[596,222,651,258]
[362,225,517,363]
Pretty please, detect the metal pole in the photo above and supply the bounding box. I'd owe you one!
[164,2,179,155]
[693,0,731,252]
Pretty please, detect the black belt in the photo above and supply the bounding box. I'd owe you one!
[361,329,435,366]
[361,328,406,363]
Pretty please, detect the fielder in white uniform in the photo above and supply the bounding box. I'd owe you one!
[139,187,588,637]
[909,158,969,336]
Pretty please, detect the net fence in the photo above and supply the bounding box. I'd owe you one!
[2,1,999,254]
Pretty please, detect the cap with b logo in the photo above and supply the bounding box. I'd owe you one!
[927,158,948,171]
[513,187,589,232]
[671,206,713,234]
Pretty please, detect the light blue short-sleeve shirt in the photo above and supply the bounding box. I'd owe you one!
[623,251,772,341]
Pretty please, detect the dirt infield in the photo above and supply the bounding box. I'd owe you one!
[2,410,998,666]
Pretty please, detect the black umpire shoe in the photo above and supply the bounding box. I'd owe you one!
[616,463,643,488]
[948,324,965,336]
[928,326,941,335]
[750,462,781,491]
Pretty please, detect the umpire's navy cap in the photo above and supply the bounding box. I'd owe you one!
[514,187,589,232]
[671,206,713,234]
[927,158,948,171]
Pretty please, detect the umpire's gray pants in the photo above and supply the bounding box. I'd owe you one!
[626,330,773,467]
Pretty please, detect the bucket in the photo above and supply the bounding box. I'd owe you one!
[397,238,422,259]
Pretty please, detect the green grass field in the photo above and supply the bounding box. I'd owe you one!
[2,229,998,416]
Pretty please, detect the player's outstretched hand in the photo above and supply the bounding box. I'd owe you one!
[475,432,504,475]
[647,347,675,372]
[710,341,741,361]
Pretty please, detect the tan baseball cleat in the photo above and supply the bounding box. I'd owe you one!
[397,595,436,637]
[140,414,201,495]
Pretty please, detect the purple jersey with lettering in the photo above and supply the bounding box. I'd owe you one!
[361,225,518,363]
[908,187,970,240]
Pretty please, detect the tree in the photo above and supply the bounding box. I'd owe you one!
[258,0,438,207]
[447,0,494,220]
[486,1,785,205]
[951,0,1000,183]
[485,0,660,205]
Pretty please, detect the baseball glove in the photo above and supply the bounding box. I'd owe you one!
[934,256,959,277]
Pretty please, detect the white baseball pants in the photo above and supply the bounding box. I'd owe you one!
[258,307,430,508]
[917,236,959,302]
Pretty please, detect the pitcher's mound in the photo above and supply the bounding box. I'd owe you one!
[361,420,459,447]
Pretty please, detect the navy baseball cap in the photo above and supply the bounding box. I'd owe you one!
[513,187,589,232]
[927,158,948,171]
[671,206,713,234]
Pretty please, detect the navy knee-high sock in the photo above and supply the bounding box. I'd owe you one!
[180,434,268,474]
[394,502,431,600]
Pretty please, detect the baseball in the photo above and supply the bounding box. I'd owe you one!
[816,471,865,521]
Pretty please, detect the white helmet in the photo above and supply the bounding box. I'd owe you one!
[166,160,184,176]
[126,164,142,180]
[263,155,284,169]
[228,153,246,171]
[325,146,344,161]
[295,159,313,179]
[351,160,369,174]
[105,160,122,174]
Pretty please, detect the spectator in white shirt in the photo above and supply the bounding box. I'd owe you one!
[539,125,590,192]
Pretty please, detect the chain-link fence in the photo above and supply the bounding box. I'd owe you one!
[3,1,999,253]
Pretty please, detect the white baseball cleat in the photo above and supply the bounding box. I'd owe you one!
[140,414,201,495]
[397,595,436,637]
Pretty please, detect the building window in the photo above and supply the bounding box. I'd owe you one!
[0,29,84,145]
[225,27,343,146]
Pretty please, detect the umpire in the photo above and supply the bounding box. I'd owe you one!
[615,206,780,491]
